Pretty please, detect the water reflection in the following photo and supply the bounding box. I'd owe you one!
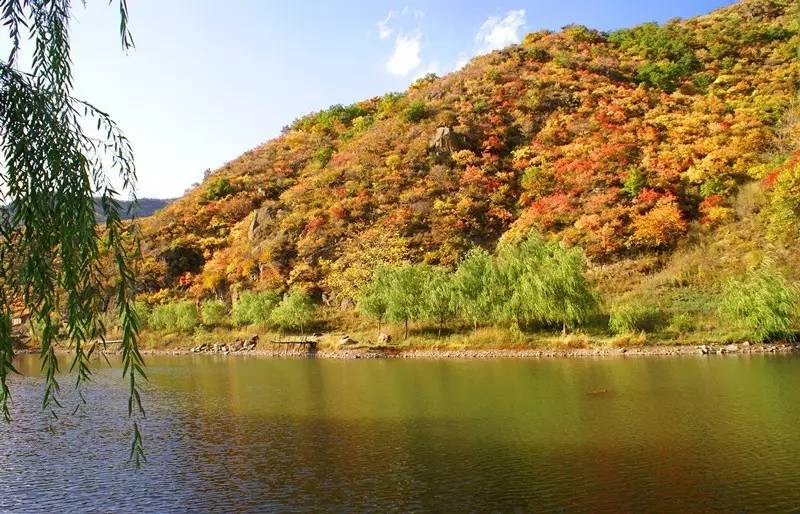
[2,354,800,512]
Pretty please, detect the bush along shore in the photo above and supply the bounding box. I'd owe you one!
[24,232,800,360]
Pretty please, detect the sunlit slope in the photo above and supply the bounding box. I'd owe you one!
[139,0,800,303]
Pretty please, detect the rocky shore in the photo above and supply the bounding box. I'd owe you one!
[137,340,799,360]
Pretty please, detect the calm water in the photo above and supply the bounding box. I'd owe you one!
[2,354,800,512]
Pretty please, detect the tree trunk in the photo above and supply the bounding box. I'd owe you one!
[562,320,567,336]
[404,318,409,340]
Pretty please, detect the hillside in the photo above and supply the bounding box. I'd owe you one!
[138,0,800,328]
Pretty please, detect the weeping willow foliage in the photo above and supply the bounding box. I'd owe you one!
[718,264,799,343]
[493,234,597,333]
[0,1,145,466]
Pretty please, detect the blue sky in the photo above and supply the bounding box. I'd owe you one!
[69,0,735,198]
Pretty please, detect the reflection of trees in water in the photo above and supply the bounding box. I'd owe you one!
[8,355,800,511]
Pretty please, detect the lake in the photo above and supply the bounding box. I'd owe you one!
[2,353,800,512]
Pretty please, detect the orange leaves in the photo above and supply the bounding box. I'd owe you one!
[304,216,326,234]
[629,197,687,250]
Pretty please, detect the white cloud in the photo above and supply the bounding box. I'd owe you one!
[476,10,526,52]
[386,33,422,76]
[377,11,395,40]
[413,61,441,80]
[455,52,471,70]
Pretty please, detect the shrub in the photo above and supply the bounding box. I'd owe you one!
[622,167,646,197]
[718,264,799,342]
[232,290,280,327]
[628,197,687,249]
[270,288,315,334]
[668,313,693,334]
[205,177,234,201]
[609,303,661,334]
[609,332,648,347]
[150,301,199,334]
[200,300,228,327]
[404,100,428,123]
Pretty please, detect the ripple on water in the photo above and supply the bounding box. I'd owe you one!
[2,354,800,512]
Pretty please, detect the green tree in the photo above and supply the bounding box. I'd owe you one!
[718,264,799,342]
[494,234,596,333]
[0,1,145,464]
[204,177,234,201]
[622,167,646,197]
[537,241,598,334]
[420,267,456,335]
[232,290,280,327]
[270,288,315,335]
[150,301,199,334]
[357,266,392,334]
[200,300,228,327]
[384,264,427,339]
[452,249,496,332]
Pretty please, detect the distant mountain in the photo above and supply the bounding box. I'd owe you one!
[3,197,173,221]
[95,197,174,220]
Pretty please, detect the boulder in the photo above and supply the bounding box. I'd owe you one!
[377,333,392,345]
[338,335,356,346]
[698,345,712,355]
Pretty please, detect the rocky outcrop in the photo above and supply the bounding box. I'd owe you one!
[428,126,459,154]
[248,203,277,242]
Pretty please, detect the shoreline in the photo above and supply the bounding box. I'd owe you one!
[20,341,799,361]
[133,341,798,359]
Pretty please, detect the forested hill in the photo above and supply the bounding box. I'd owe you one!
[138,0,800,307]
